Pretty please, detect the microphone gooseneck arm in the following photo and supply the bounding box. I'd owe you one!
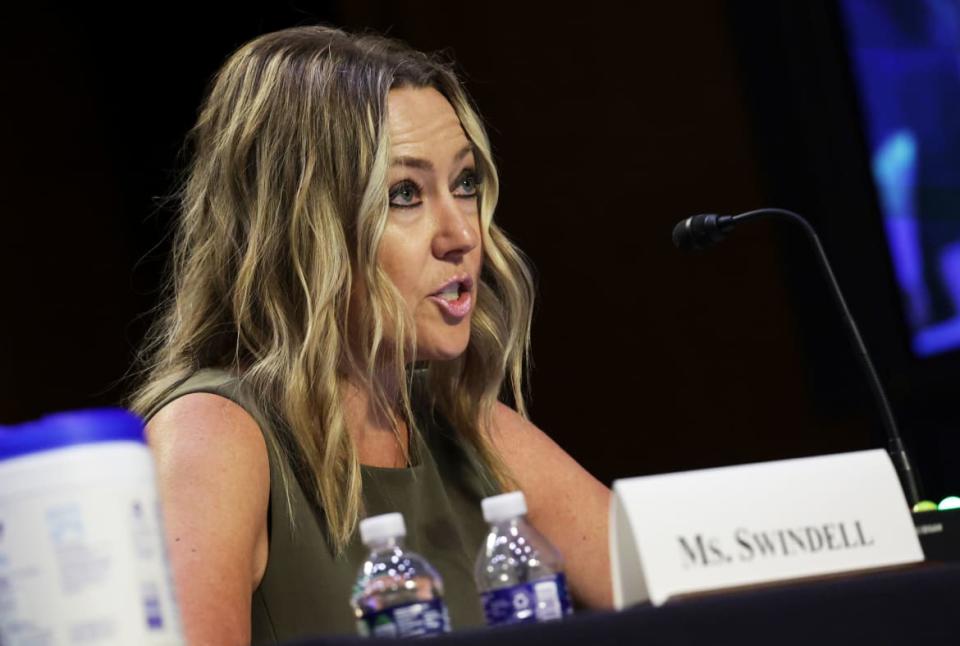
[678,207,921,506]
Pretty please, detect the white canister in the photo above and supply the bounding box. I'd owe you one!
[0,409,184,645]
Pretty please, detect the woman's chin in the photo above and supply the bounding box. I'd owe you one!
[416,341,469,363]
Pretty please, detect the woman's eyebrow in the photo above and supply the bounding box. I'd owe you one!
[390,144,474,171]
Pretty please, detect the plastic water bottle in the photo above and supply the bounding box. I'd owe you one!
[351,512,451,638]
[474,491,573,626]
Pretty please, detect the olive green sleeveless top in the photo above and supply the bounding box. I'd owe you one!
[149,369,496,644]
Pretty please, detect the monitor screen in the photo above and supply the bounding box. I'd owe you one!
[841,0,960,357]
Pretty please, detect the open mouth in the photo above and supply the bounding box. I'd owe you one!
[429,276,474,318]
[436,281,468,302]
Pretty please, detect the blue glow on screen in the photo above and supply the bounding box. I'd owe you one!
[841,0,960,357]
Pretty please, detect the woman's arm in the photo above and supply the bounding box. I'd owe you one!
[488,402,613,609]
[147,393,271,646]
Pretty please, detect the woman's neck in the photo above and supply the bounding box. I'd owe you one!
[341,373,410,468]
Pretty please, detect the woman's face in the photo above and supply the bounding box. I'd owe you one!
[379,86,482,361]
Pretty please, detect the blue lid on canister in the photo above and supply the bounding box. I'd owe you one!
[0,408,145,462]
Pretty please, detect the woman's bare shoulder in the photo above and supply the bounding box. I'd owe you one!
[147,391,268,458]
[487,401,605,501]
[147,392,271,645]
[487,401,614,609]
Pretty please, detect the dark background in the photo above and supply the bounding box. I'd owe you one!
[4,2,959,498]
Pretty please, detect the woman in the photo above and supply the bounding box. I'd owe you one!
[133,25,611,645]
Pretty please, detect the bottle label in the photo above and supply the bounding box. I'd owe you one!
[357,598,450,638]
[480,573,573,626]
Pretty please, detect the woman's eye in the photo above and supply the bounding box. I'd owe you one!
[389,180,422,208]
[454,170,480,197]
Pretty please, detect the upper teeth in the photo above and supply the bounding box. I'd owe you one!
[439,284,460,301]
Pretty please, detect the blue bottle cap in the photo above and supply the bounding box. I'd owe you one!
[0,408,145,462]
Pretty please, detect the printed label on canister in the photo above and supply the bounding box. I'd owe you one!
[358,598,450,637]
[480,573,573,626]
[0,443,184,645]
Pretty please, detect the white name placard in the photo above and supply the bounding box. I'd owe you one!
[610,449,923,608]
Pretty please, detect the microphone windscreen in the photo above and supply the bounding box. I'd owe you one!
[672,214,732,251]
[672,218,696,251]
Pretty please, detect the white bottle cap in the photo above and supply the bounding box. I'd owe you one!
[359,512,406,545]
[481,491,527,523]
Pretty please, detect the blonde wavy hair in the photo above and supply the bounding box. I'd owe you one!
[130,25,535,552]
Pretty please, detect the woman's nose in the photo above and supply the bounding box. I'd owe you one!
[432,197,479,260]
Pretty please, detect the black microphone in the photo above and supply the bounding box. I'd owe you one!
[672,208,921,507]
[672,214,736,251]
